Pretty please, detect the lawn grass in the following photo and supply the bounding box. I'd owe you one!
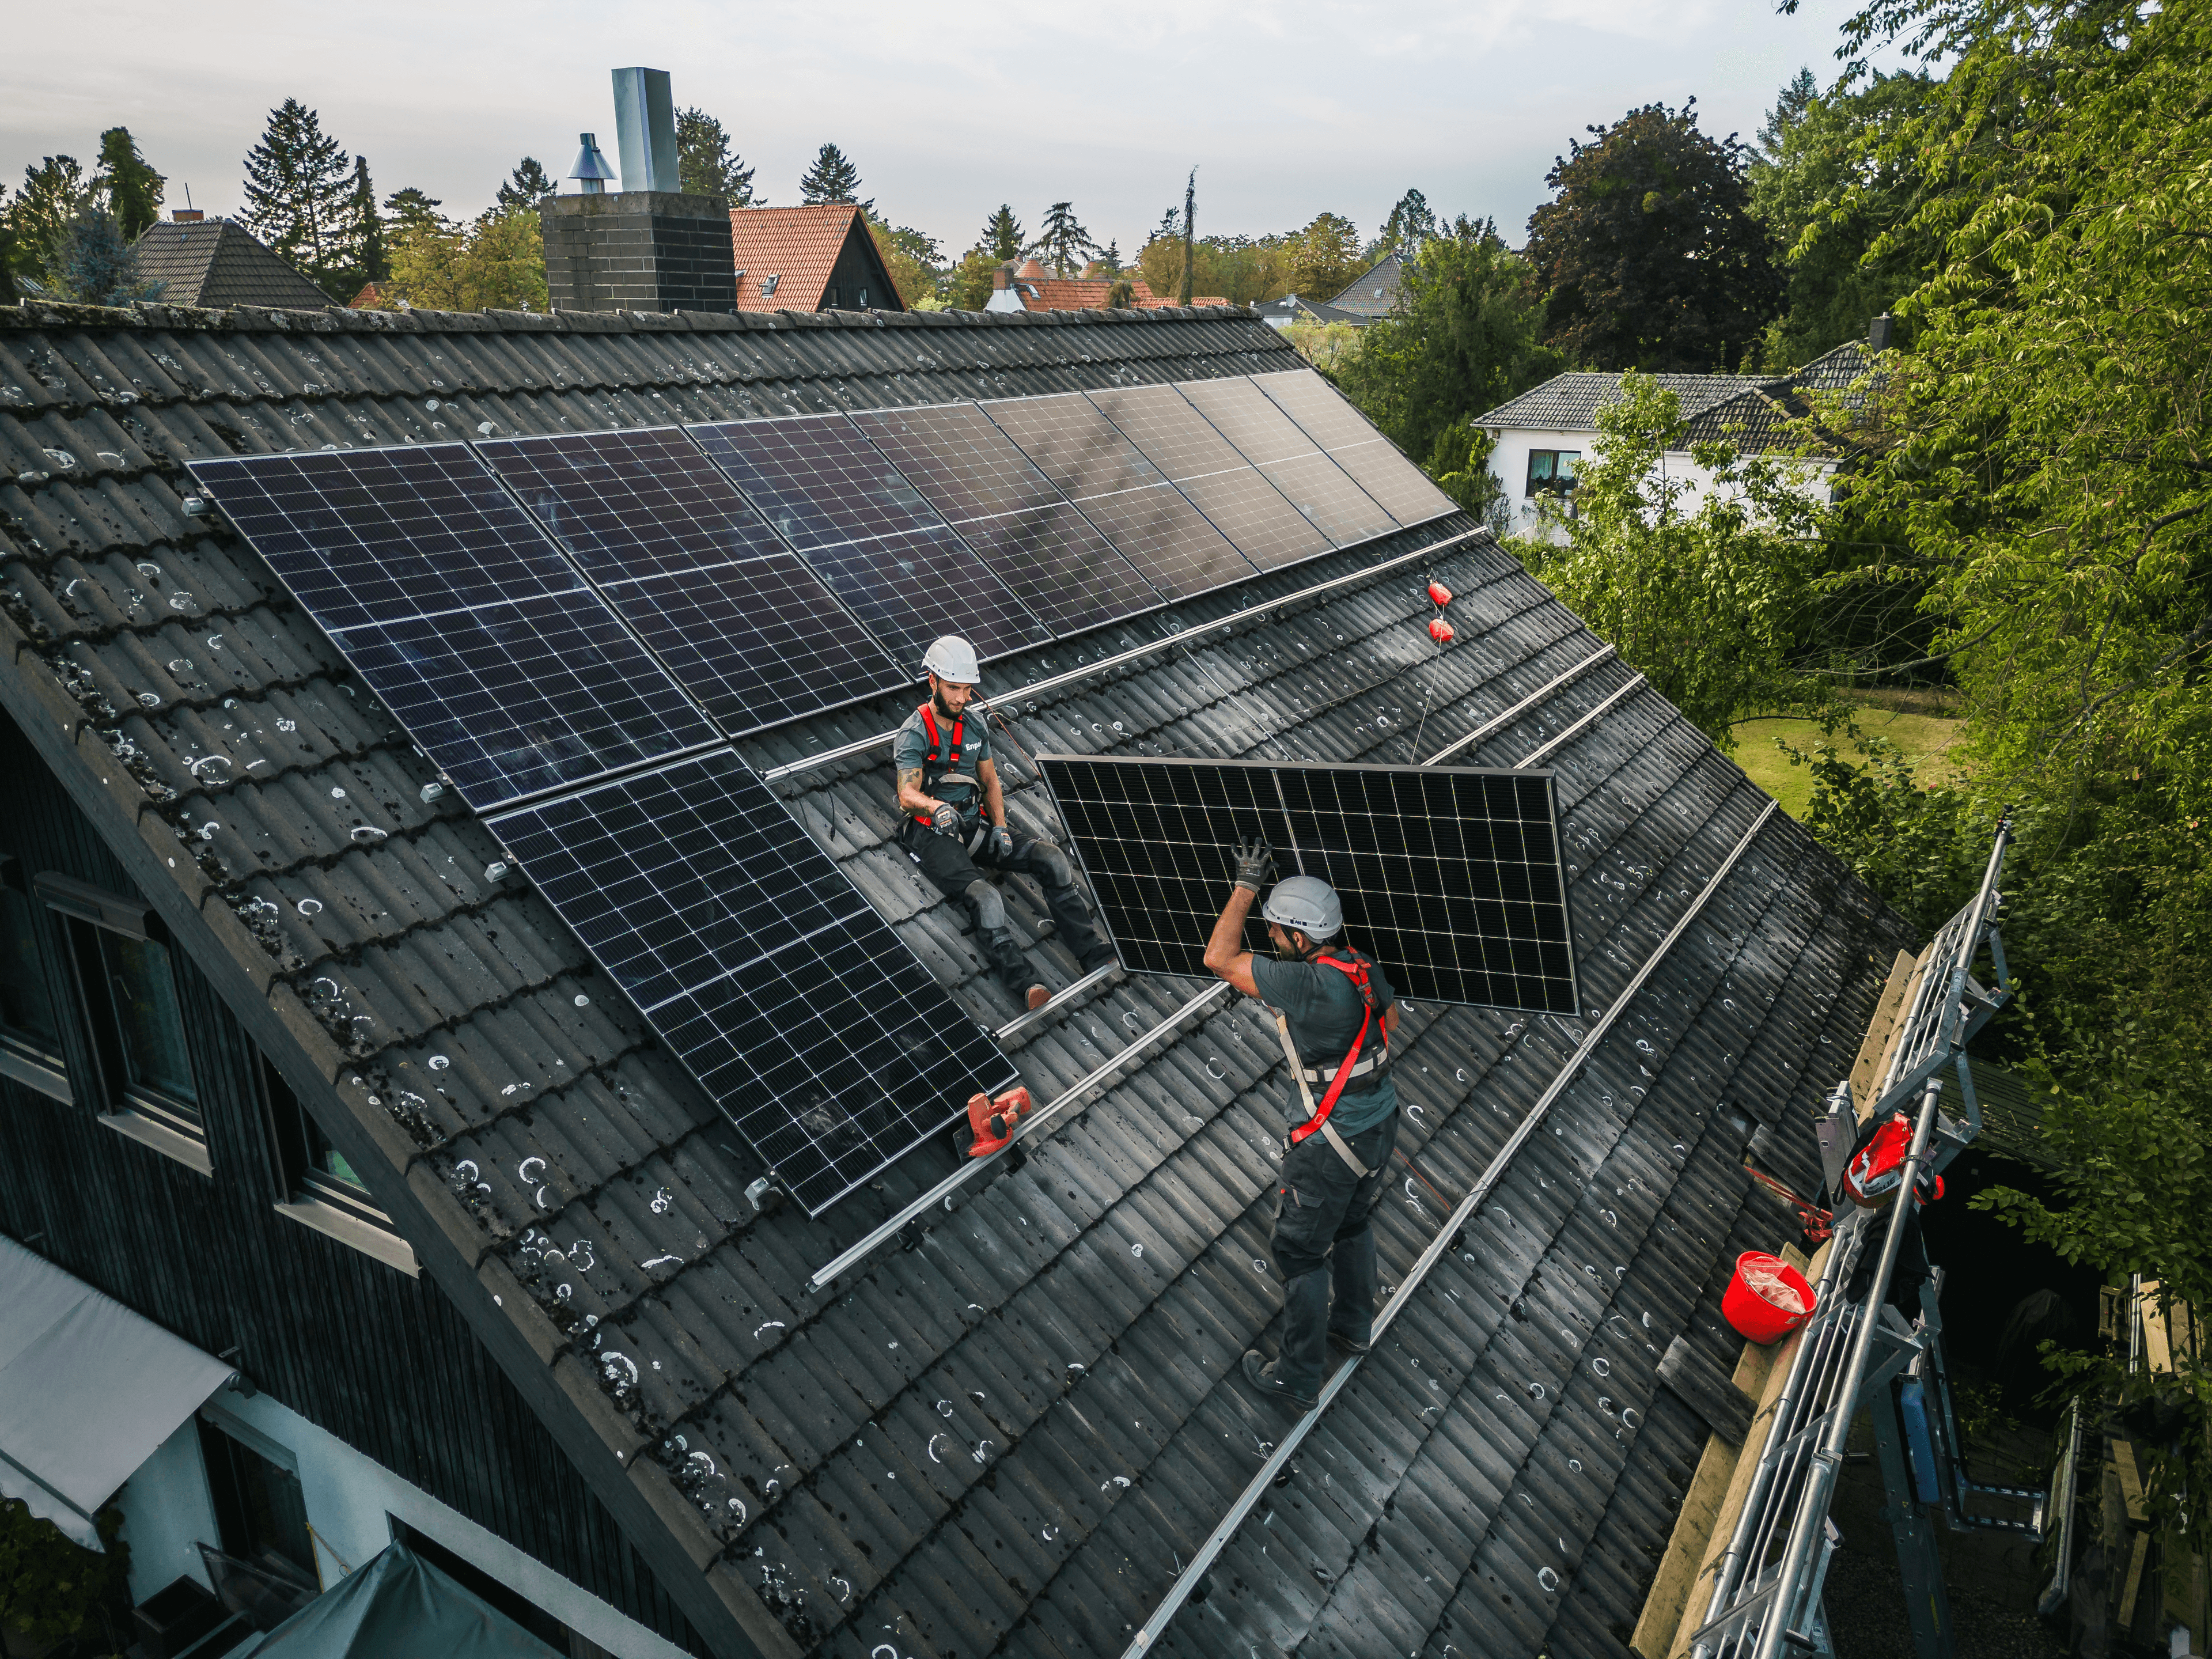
[1732,692,1969,820]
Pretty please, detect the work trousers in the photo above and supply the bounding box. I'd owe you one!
[899,820,1114,991]
[1270,1107,1398,1395]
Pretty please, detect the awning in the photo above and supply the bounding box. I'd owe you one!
[0,1233,236,1549]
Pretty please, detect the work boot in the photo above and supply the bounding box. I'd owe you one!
[1327,1229,1378,1355]
[1241,1351,1318,1408]
[1274,1267,1331,1398]
[1074,932,1119,975]
[982,926,1048,1011]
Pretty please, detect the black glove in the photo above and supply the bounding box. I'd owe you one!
[930,802,962,835]
[1231,835,1274,892]
[986,823,1015,861]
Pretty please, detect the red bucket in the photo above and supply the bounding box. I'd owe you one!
[1723,1251,1816,1344]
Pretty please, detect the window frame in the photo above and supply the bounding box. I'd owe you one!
[0,858,70,1101]
[260,1050,418,1276]
[1525,449,1583,499]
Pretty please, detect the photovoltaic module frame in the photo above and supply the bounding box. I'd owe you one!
[1036,755,1578,1014]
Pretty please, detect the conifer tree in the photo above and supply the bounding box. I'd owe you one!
[1179,168,1196,306]
[347,158,388,287]
[94,128,164,242]
[0,188,18,303]
[1026,202,1099,275]
[1378,188,1437,253]
[676,110,756,204]
[7,156,90,279]
[495,158,557,213]
[240,99,353,294]
[52,206,161,306]
[798,143,867,209]
[980,204,1023,262]
[383,188,445,243]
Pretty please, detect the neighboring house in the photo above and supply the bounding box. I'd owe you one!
[1472,332,1884,539]
[1323,250,1404,322]
[725,203,903,313]
[349,281,384,309]
[983,258,1227,313]
[1255,293,1361,331]
[130,210,336,309]
[0,293,1915,1659]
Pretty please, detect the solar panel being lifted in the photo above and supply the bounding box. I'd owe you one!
[1175,376,1399,547]
[475,428,909,733]
[980,393,1258,600]
[1252,368,1460,528]
[1085,384,1331,570]
[688,415,1050,665]
[1036,754,1577,1014]
[185,446,717,810]
[850,403,1164,635]
[487,748,1018,1215]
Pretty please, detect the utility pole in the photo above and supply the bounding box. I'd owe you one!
[1179,167,1196,306]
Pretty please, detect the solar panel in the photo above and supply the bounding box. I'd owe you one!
[980,393,1258,599]
[475,429,908,733]
[488,748,1019,1216]
[1250,368,1460,527]
[1174,376,1398,546]
[688,415,1049,664]
[185,446,716,810]
[1085,384,1330,570]
[1035,755,1577,1013]
[850,403,1165,634]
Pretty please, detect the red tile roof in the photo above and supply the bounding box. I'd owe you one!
[726,204,897,313]
[1007,274,1230,312]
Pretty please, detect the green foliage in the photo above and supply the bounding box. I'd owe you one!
[0,1498,129,1646]
[1282,318,1363,374]
[862,213,933,308]
[944,248,998,311]
[495,157,556,213]
[1026,202,1099,275]
[798,143,866,210]
[1283,211,1364,300]
[51,205,164,306]
[240,98,356,297]
[5,156,90,281]
[675,110,756,204]
[1334,218,1556,464]
[980,205,1022,262]
[374,201,546,314]
[1426,419,1513,538]
[1525,373,1836,746]
[382,188,442,242]
[1525,100,1782,370]
[1378,188,1437,255]
[94,127,164,242]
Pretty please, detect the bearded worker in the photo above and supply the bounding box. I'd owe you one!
[1204,838,1399,1407]
[893,636,1118,1012]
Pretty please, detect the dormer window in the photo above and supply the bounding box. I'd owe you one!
[762,274,780,297]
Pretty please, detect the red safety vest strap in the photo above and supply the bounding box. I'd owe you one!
[913,703,967,827]
[1287,950,1389,1147]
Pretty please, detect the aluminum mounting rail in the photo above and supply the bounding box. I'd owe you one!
[809,980,1236,1292]
[1117,797,1781,1658]
[1521,673,1649,769]
[759,531,1485,782]
[1420,643,1618,766]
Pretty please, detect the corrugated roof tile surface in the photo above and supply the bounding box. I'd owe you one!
[130,219,336,310]
[0,296,1912,1659]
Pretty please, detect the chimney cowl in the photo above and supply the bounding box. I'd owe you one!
[570,132,617,195]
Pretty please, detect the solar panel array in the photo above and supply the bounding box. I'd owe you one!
[1036,755,1578,1014]
[188,369,1457,1211]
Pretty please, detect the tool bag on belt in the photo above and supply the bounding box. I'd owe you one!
[911,702,982,831]
[1269,948,1390,1176]
[1841,1111,1944,1210]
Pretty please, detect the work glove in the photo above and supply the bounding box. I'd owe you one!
[1231,835,1275,892]
[986,823,1016,861]
[930,803,962,835]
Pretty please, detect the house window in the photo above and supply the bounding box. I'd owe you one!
[761,274,779,297]
[262,1050,415,1272]
[0,862,66,1097]
[823,285,839,309]
[857,287,867,307]
[1526,450,1582,498]
[198,1416,316,1590]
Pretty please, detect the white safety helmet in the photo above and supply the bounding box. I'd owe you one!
[1262,875,1342,942]
[921,635,980,685]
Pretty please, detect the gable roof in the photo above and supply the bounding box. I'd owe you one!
[1325,251,1405,319]
[0,295,1914,1659]
[1474,370,1782,434]
[1681,340,1881,456]
[1257,293,1362,328]
[131,218,336,310]
[726,204,902,313]
[1001,273,1233,313]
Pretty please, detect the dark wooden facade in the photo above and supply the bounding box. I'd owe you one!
[0,707,704,1656]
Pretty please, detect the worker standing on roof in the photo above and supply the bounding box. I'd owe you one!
[1205,841,1399,1407]
[895,637,1119,1012]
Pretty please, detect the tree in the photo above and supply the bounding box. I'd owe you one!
[1283,211,1363,298]
[1336,219,1558,465]
[374,202,546,313]
[1026,201,1098,275]
[945,248,998,310]
[1747,69,1939,367]
[345,158,388,288]
[1178,167,1196,305]
[0,1498,130,1650]
[675,109,756,204]
[1525,100,1783,370]
[495,157,557,213]
[1378,188,1437,253]
[864,213,932,307]
[239,99,355,297]
[93,127,164,241]
[1097,238,1122,275]
[49,206,163,306]
[6,156,90,281]
[798,143,866,209]
[1520,374,1833,744]
[980,204,1022,262]
[383,187,444,243]
[0,189,18,305]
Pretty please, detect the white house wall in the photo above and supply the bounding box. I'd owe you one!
[1485,429,1836,544]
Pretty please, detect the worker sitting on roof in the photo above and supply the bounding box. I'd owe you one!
[895,636,1118,1013]
[1205,843,1400,1407]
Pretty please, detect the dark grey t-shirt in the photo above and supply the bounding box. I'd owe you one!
[1251,950,1398,1136]
[891,704,994,825]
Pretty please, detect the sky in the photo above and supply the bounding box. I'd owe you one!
[3,0,1874,260]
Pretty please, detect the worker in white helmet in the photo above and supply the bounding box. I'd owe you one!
[894,636,1118,1012]
[1205,839,1400,1407]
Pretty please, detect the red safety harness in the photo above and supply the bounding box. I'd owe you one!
[1277,948,1391,1174]
[911,702,972,828]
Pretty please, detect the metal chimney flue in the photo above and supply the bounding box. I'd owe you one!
[570,132,616,195]
[611,67,680,194]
